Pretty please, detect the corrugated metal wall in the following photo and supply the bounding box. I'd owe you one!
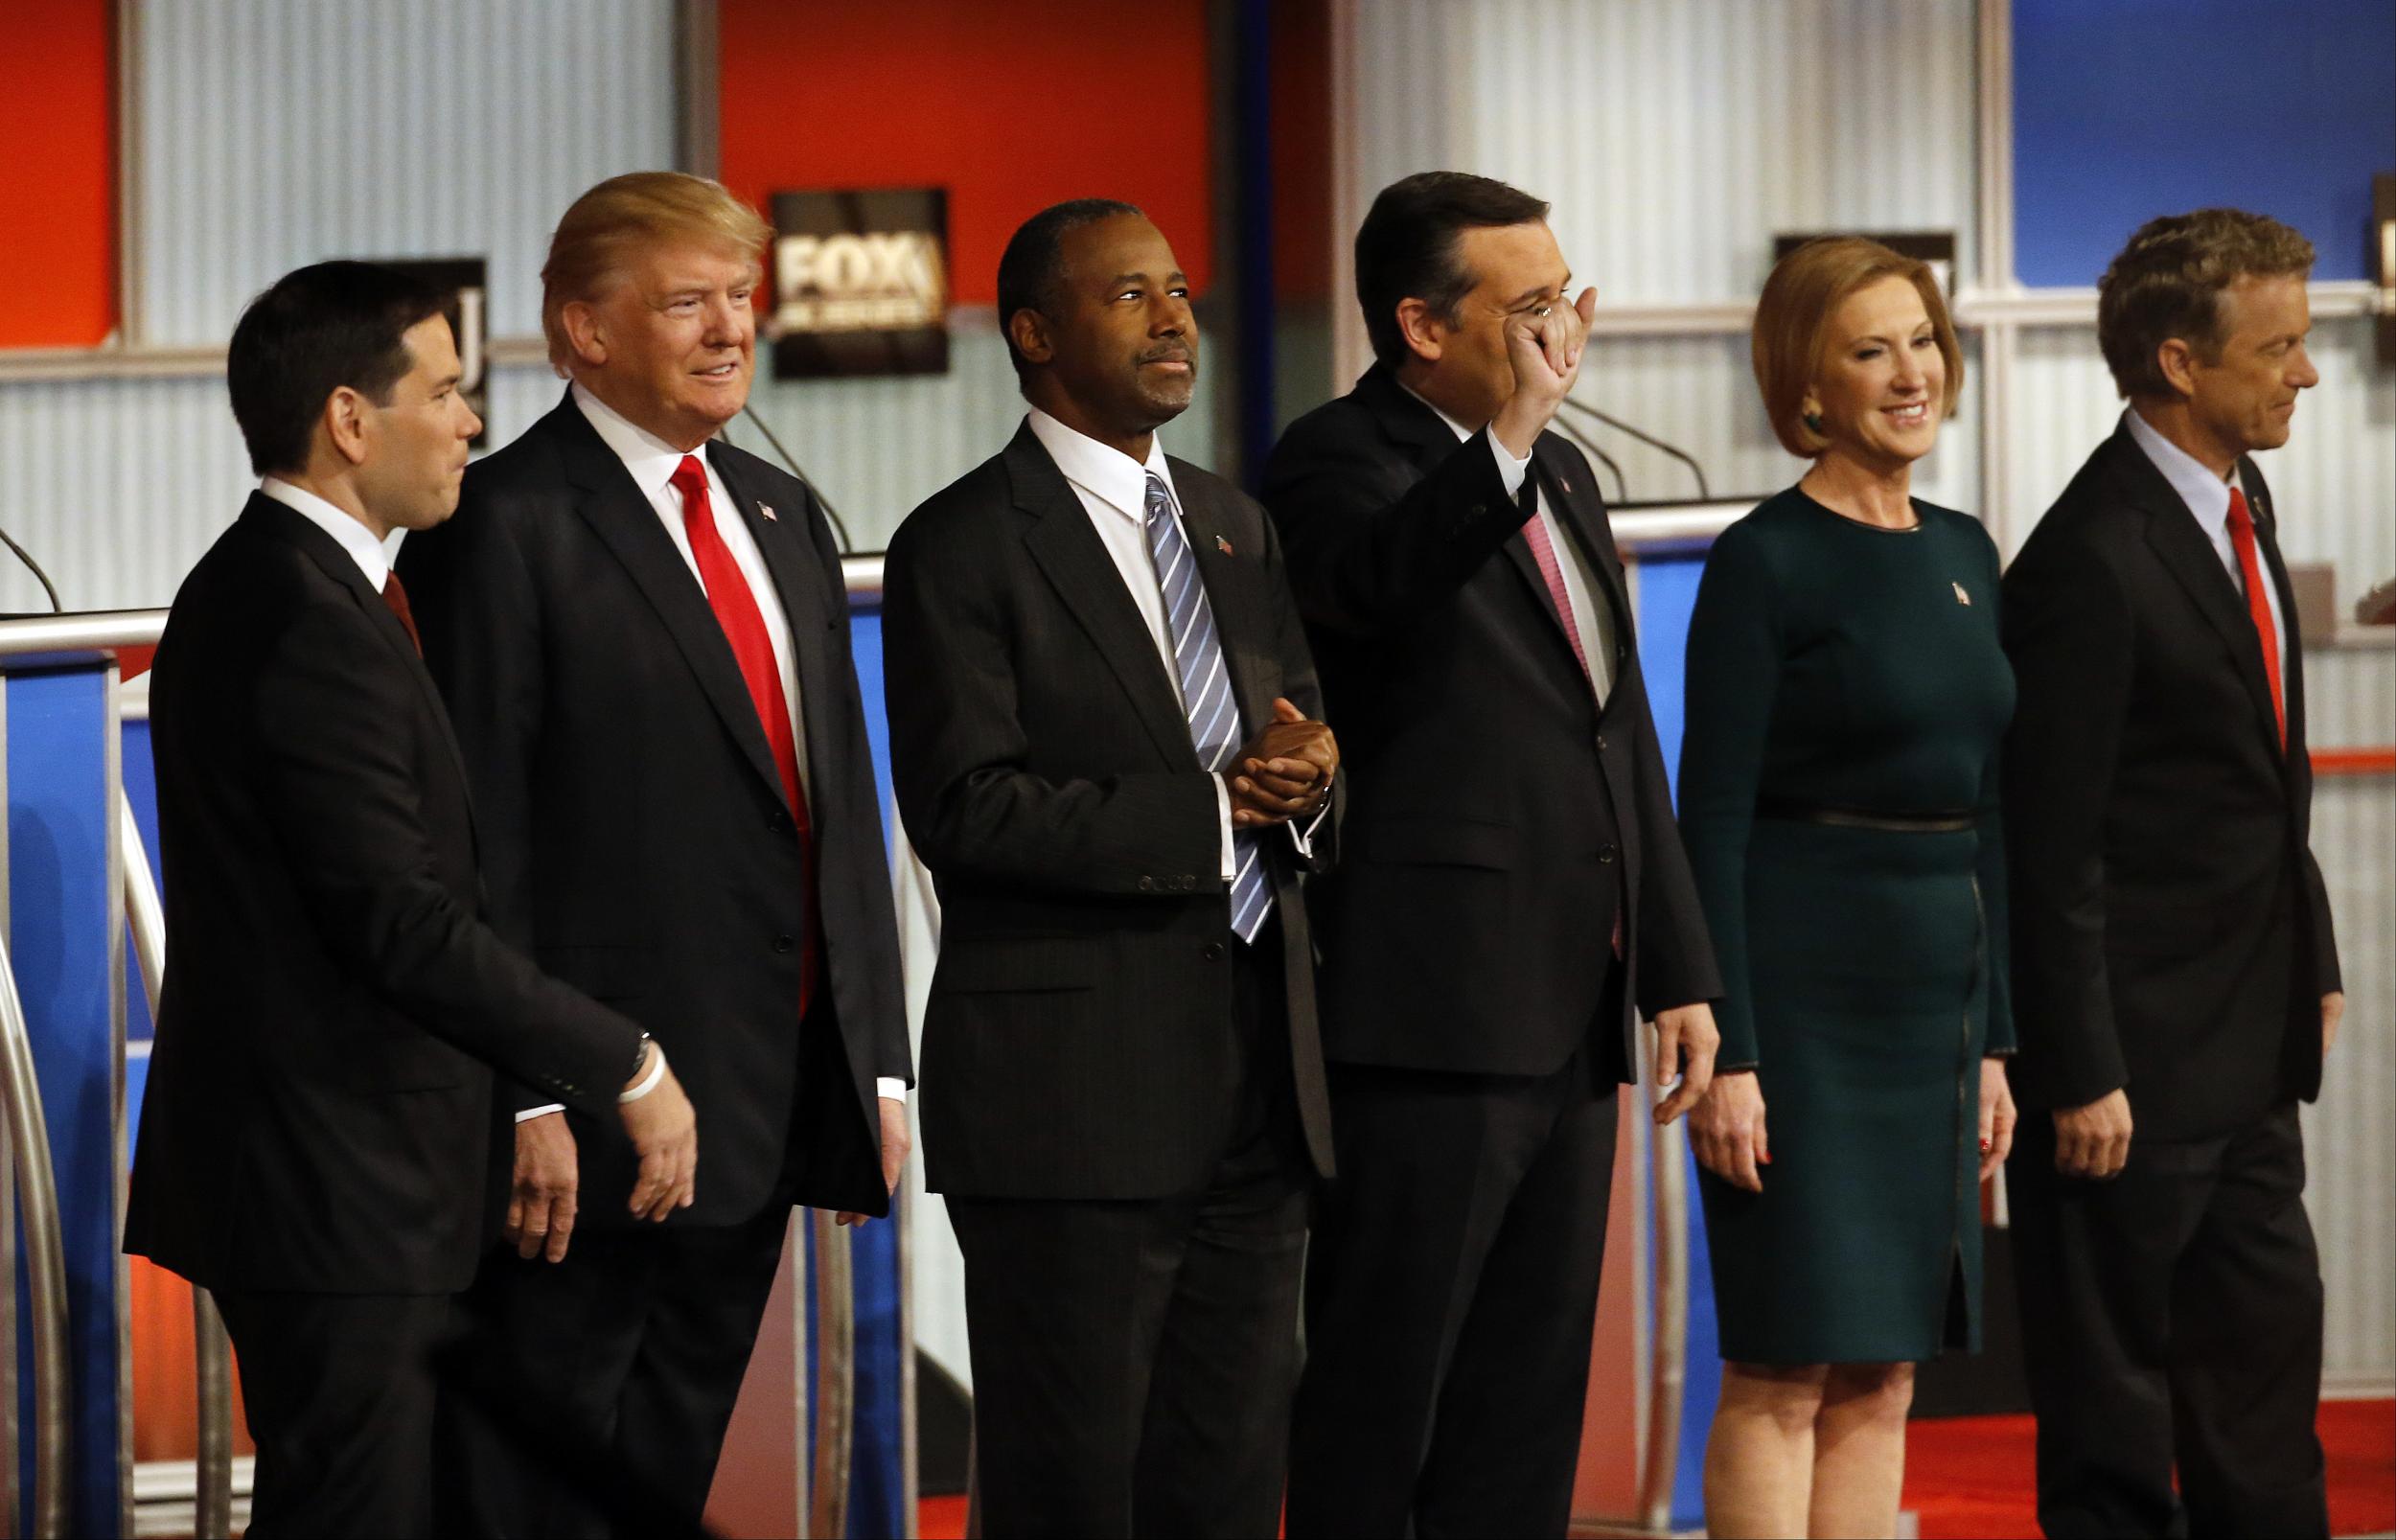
[133,0,677,343]
[2304,643,2395,1389]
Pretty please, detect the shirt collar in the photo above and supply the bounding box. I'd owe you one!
[259,477,389,589]
[2124,407,2234,535]
[572,380,709,502]
[1397,379,1480,445]
[1024,406,1178,522]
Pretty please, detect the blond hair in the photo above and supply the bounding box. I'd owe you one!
[540,172,772,374]
[1750,238,1963,458]
[2096,209,2315,400]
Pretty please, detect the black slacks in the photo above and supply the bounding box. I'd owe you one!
[440,1199,791,1538]
[1287,1036,1623,1539]
[2009,1100,2327,1540]
[946,926,1310,1539]
[212,1288,458,1539]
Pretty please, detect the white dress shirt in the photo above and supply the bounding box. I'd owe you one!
[1401,386,1618,704]
[1023,408,1323,880]
[261,477,390,589]
[522,386,903,1115]
[2124,407,2290,706]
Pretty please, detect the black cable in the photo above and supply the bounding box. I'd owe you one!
[725,406,856,554]
[1556,396,1712,501]
[0,523,61,611]
[1545,414,1629,505]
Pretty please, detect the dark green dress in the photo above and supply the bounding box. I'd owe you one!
[1679,487,2015,1365]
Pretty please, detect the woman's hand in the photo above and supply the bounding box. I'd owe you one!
[1691,1069,1769,1193]
[1978,1057,2017,1182]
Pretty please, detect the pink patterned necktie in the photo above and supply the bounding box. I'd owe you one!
[1522,511,1589,679]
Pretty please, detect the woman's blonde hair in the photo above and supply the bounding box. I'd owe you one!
[1750,237,1963,457]
[540,172,772,375]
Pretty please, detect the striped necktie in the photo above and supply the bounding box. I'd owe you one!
[1142,471,1272,942]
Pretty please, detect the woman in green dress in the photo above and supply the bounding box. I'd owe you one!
[1681,238,2018,1540]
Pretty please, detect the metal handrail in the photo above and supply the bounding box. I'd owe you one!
[1640,1115,1693,1532]
[0,934,74,1538]
[119,791,235,1539]
[808,1208,857,1539]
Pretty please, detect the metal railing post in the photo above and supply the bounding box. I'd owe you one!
[0,934,74,1539]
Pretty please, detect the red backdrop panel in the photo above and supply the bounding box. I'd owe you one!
[717,0,1213,307]
[0,0,114,346]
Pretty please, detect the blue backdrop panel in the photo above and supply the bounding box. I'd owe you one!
[2014,0,2396,287]
[7,665,127,1538]
[840,600,907,1538]
[1628,549,1725,1532]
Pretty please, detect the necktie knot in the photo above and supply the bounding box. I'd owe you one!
[671,453,709,506]
[1143,471,1174,527]
[380,571,422,655]
[2227,485,2253,534]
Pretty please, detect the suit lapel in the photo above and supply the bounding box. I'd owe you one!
[2111,430,2284,761]
[1006,427,1201,768]
[246,496,479,816]
[1172,469,1274,735]
[711,446,838,792]
[550,402,789,807]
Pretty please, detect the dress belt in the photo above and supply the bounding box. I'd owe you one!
[1755,797,1975,834]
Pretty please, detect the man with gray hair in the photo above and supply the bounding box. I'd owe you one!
[397,172,911,1535]
[2003,207,2342,1539]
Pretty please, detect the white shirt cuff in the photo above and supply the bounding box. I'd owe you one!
[1487,432,1532,498]
[877,1077,910,1102]
[1287,781,1333,857]
[516,1103,565,1123]
[1214,773,1236,880]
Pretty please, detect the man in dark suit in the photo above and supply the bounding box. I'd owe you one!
[882,199,1339,1538]
[394,173,911,1535]
[2003,208,2343,1540]
[1264,172,1723,1538]
[125,262,698,1537]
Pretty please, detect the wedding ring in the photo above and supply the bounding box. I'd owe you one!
[1533,304,1553,316]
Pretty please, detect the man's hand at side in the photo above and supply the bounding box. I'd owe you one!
[1651,1001,1719,1124]
[2323,991,2345,1056]
[1230,698,1339,827]
[508,1112,580,1262]
[2053,1088,2133,1180]
[619,1042,698,1221]
[838,1097,912,1228]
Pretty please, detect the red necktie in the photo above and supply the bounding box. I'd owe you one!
[2225,488,2286,752]
[380,571,422,655]
[1522,510,1590,679]
[671,453,819,1008]
[1524,504,1621,955]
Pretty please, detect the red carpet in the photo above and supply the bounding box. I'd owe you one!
[1904,1399,2396,1539]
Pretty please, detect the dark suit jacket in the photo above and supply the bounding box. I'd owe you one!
[394,392,910,1223]
[882,425,1336,1200]
[1262,365,1720,1077]
[2002,423,2339,1140]
[124,495,644,1294]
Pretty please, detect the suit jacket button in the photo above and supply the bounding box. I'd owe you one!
[1203,942,1227,962]
[1599,842,1619,863]
[1139,876,1156,892]
[773,933,795,953]
[1595,733,1609,752]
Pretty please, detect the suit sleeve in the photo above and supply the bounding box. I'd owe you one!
[882,519,1222,897]
[1976,533,2016,1056]
[1264,422,1533,636]
[1674,523,1781,1069]
[250,599,643,1119]
[1259,498,1341,875]
[2001,540,2132,1108]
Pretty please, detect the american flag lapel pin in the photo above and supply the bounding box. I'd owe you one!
[1952,581,1970,605]
[1216,535,1234,556]
[759,503,779,522]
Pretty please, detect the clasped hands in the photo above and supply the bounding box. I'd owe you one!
[1229,697,1338,829]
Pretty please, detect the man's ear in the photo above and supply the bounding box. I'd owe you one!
[1395,298,1444,364]
[2155,337,2201,401]
[563,299,608,369]
[323,385,372,468]
[1007,307,1054,368]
